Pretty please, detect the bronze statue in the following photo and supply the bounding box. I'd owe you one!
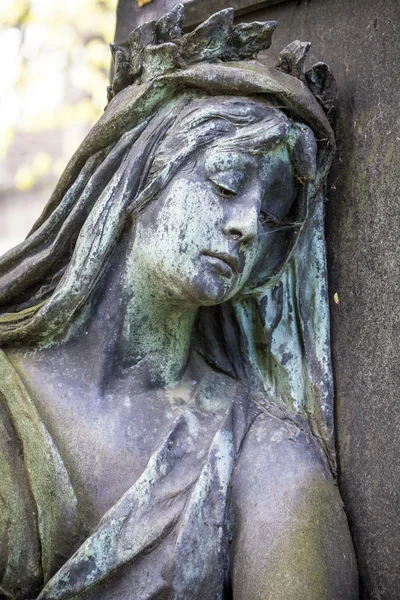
[0,5,358,599]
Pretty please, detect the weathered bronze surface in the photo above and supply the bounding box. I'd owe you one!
[0,5,358,599]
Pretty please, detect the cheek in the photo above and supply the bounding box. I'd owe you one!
[134,180,223,272]
[177,181,223,252]
[154,180,224,263]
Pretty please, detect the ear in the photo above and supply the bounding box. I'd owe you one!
[306,62,337,121]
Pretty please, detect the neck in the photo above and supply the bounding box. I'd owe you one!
[81,239,198,389]
[117,278,197,387]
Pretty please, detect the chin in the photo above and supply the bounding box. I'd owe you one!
[188,273,234,306]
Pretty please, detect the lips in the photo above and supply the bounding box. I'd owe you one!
[201,251,239,275]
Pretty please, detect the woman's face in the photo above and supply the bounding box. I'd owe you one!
[131,143,299,306]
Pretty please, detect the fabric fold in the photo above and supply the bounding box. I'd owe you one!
[0,350,80,587]
[37,394,257,600]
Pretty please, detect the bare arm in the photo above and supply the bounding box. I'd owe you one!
[230,413,358,600]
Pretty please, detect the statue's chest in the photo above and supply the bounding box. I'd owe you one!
[32,376,197,526]
[9,351,237,528]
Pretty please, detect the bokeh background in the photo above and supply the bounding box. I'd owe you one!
[0,0,118,255]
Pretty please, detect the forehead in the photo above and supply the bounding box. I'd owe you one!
[203,146,294,183]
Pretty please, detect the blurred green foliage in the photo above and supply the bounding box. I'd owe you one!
[0,0,117,190]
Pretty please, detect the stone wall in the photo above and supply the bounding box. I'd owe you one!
[114,1,400,597]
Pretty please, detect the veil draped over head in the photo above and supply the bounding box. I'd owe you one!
[0,7,337,469]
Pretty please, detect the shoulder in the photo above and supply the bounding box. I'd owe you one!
[235,411,332,493]
[230,412,358,600]
[232,411,336,536]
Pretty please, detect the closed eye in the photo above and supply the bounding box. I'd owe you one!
[259,209,304,232]
[259,210,279,226]
[212,182,237,199]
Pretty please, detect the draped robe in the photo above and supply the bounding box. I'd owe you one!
[0,349,266,600]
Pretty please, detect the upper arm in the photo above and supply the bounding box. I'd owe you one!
[230,413,358,600]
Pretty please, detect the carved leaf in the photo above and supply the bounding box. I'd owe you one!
[306,62,337,120]
[141,43,183,82]
[156,3,185,43]
[110,45,133,95]
[180,8,234,64]
[128,21,157,79]
[129,20,157,53]
[223,21,278,60]
[276,40,311,79]
[110,42,125,61]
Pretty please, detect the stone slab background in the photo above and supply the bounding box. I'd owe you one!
[115,0,400,598]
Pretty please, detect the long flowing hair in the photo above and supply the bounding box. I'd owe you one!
[0,92,335,469]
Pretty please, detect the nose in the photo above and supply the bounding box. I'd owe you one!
[222,205,258,244]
